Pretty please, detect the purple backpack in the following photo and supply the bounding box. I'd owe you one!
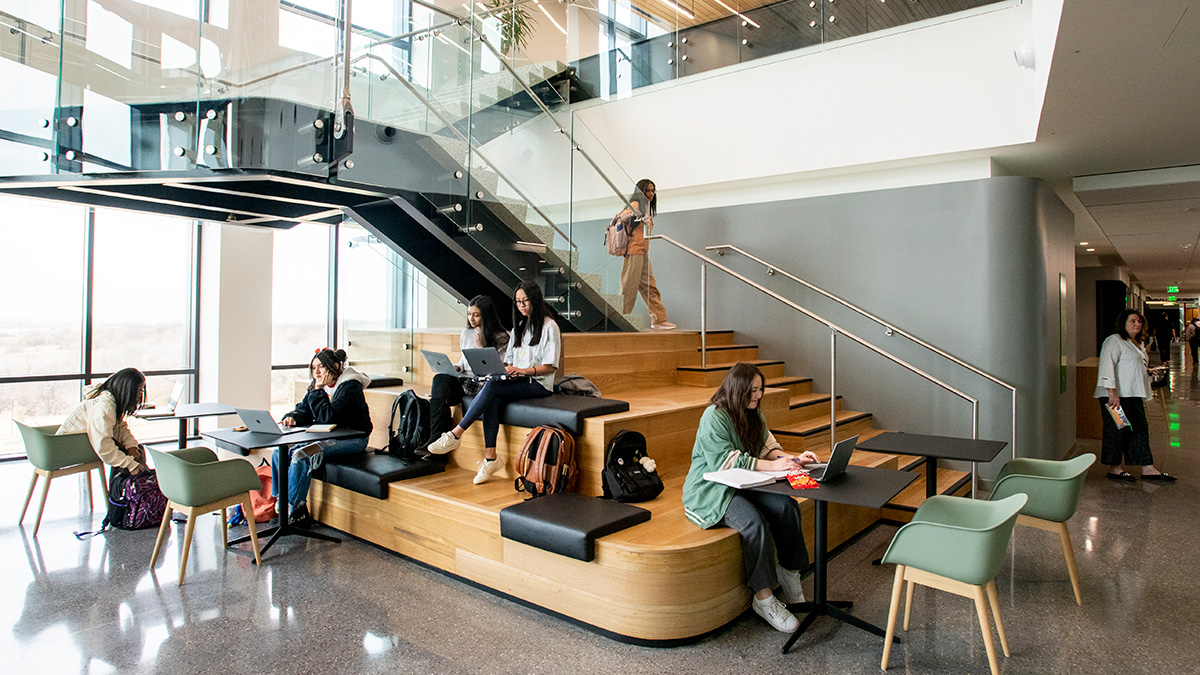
[105,469,168,530]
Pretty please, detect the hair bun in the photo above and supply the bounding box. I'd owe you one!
[334,348,348,362]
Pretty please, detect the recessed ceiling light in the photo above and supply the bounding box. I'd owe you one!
[1086,248,1095,252]
[1079,242,1088,245]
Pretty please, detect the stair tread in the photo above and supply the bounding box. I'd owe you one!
[884,468,973,510]
[678,359,783,372]
[772,410,873,436]
[696,343,757,352]
[765,376,813,387]
[789,393,840,409]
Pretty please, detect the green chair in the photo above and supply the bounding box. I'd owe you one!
[17,421,108,536]
[990,453,1095,605]
[147,447,263,585]
[881,494,1027,675]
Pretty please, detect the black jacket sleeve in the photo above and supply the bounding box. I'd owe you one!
[283,392,317,426]
[306,380,373,433]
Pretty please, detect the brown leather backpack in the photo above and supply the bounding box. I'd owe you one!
[514,424,576,498]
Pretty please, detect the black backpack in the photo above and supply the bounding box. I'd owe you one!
[387,390,431,458]
[601,430,663,503]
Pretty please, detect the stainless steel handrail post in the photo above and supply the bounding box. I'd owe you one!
[701,264,708,368]
[830,330,837,452]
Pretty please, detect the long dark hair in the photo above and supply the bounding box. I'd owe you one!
[86,368,146,420]
[631,178,656,217]
[311,348,348,389]
[1113,309,1146,345]
[512,281,549,348]
[710,363,766,454]
[468,294,506,348]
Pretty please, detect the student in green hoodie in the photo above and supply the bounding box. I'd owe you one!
[682,362,819,633]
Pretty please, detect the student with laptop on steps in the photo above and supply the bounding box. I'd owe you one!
[682,363,820,634]
[426,295,510,440]
[426,282,560,485]
[275,348,372,525]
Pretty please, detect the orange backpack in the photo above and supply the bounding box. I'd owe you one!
[514,424,577,498]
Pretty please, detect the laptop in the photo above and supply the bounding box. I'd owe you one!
[236,408,308,435]
[461,347,511,379]
[803,435,858,483]
[137,381,186,416]
[420,349,461,377]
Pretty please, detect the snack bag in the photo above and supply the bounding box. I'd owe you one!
[787,469,819,490]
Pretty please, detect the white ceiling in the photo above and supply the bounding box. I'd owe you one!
[991,0,1200,295]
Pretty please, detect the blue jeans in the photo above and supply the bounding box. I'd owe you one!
[457,378,551,447]
[272,436,368,509]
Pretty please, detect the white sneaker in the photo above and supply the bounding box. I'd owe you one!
[427,431,461,455]
[650,321,677,330]
[753,594,799,633]
[776,564,806,605]
[473,458,503,484]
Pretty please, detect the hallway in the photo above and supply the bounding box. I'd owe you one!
[1,346,1196,673]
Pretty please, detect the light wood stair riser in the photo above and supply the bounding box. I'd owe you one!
[676,360,786,387]
[680,345,760,367]
[881,469,973,522]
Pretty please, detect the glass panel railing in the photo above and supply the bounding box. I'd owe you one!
[0,4,64,177]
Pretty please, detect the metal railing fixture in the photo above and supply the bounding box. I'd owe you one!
[650,235,999,495]
[707,244,1018,475]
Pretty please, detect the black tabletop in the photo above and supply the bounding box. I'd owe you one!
[856,432,1007,463]
[752,465,916,510]
[202,427,366,451]
[134,402,237,420]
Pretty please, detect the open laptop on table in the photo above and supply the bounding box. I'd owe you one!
[420,349,461,377]
[236,408,308,435]
[462,347,513,380]
[802,434,858,483]
[136,381,185,417]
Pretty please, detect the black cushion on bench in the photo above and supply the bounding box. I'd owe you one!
[499,493,651,562]
[365,375,405,388]
[316,452,444,499]
[461,393,629,436]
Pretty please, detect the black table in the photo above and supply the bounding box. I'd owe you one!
[201,427,367,556]
[753,465,916,653]
[135,402,237,448]
[856,432,1008,499]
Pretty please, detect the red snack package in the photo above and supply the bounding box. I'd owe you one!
[787,469,819,490]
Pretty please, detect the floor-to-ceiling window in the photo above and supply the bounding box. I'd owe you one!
[0,195,199,459]
[270,221,333,417]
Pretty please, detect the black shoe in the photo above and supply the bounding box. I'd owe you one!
[1107,471,1136,482]
[1143,472,1177,482]
[288,504,316,527]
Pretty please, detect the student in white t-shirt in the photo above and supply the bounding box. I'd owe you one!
[426,282,560,484]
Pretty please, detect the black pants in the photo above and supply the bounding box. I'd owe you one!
[1189,337,1199,365]
[429,373,466,435]
[1099,397,1154,467]
[1158,336,1172,364]
[720,491,809,593]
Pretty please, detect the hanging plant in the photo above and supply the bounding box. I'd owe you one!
[484,0,537,56]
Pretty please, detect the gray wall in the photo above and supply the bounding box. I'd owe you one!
[589,176,1075,476]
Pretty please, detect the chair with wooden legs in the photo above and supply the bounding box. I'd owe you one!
[989,453,1095,605]
[147,447,263,585]
[16,421,108,536]
[880,494,1027,675]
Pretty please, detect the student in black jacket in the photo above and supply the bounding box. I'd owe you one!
[274,348,372,524]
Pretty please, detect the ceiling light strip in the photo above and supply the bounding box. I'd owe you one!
[652,0,695,20]
[709,0,759,28]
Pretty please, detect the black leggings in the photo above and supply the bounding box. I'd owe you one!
[429,373,466,435]
[1099,397,1154,467]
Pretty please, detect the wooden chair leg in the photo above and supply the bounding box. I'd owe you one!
[972,585,1000,675]
[986,580,1010,657]
[220,508,228,548]
[32,472,53,536]
[1059,522,1083,605]
[98,467,109,501]
[881,565,906,671]
[178,511,197,586]
[150,506,173,568]
[19,471,39,524]
[903,579,916,630]
[243,495,262,566]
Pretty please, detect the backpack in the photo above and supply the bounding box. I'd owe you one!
[604,209,638,256]
[601,430,664,503]
[388,389,431,458]
[228,461,277,525]
[106,468,169,530]
[514,424,577,498]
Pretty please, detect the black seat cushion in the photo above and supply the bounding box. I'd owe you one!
[317,452,444,499]
[461,393,629,436]
[365,375,405,388]
[499,493,651,562]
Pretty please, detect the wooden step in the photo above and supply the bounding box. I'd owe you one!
[771,410,875,452]
[684,344,760,366]
[699,330,736,346]
[676,359,786,387]
[881,469,973,522]
[765,376,813,396]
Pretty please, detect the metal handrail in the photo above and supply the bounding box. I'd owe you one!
[350,53,577,253]
[707,243,1018,472]
[651,234,995,494]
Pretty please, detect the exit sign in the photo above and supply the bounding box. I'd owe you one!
[1169,286,1179,293]
[1169,295,1177,302]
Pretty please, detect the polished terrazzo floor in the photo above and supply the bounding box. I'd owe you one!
[4,347,1199,674]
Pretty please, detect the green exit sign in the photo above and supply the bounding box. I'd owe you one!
[1168,295,1177,302]
[1169,286,1179,293]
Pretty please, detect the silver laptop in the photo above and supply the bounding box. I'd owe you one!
[420,349,461,377]
[803,435,858,483]
[462,347,510,379]
[138,381,186,415]
[236,408,307,435]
